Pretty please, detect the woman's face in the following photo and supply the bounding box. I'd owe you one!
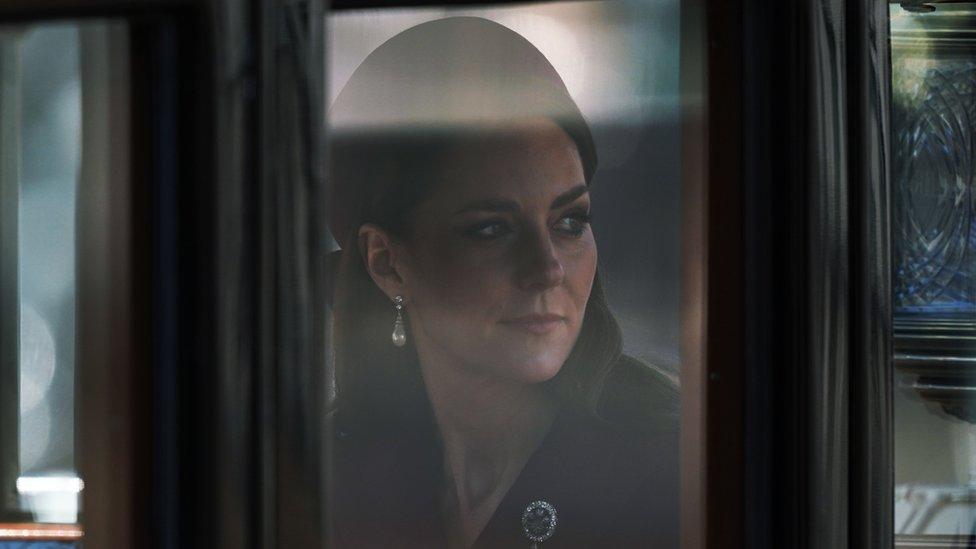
[397,118,597,384]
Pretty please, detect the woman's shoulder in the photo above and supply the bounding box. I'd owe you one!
[594,353,680,436]
[544,354,679,546]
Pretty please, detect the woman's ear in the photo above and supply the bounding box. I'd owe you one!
[358,223,407,300]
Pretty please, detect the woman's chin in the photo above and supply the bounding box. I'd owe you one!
[495,352,566,384]
[523,364,562,384]
[486,330,576,384]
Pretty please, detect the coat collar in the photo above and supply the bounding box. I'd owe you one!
[329,402,672,548]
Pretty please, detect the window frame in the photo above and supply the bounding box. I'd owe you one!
[3,1,905,549]
[741,0,894,548]
[0,2,215,547]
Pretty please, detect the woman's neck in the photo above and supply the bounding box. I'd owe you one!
[414,338,559,547]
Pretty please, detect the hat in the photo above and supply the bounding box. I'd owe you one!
[327,16,596,248]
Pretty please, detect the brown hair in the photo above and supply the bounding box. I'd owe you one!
[329,129,622,435]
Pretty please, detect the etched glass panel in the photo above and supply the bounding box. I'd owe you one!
[893,59,976,313]
[891,4,976,546]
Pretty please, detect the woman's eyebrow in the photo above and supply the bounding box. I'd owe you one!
[453,199,520,215]
[452,185,588,215]
[550,185,589,210]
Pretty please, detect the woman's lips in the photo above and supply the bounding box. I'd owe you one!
[500,314,566,335]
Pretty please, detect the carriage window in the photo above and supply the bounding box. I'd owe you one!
[891,4,976,546]
[1,19,128,546]
[325,2,683,546]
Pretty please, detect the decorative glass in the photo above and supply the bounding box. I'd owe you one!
[891,4,976,546]
[893,59,976,313]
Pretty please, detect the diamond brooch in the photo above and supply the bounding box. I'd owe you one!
[521,499,557,548]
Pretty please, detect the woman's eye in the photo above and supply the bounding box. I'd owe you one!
[464,220,512,240]
[553,212,592,237]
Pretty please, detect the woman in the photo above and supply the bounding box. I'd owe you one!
[326,17,678,548]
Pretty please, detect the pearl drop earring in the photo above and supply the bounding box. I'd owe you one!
[391,295,406,347]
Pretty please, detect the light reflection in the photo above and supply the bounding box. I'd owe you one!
[19,304,56,413]
[327,0,678,127]
[16,476,83,494]
[16,475,82,524]
[19,404,51,473]
[19,303,55,472]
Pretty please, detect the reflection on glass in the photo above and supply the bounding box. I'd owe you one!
[892,4,976,546]
[17,24,81,525]
[0,22,86,530]
[326,2,681,547]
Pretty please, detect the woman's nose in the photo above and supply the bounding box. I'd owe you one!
[516,229,565,291]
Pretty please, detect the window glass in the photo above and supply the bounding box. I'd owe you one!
[891,4,976,545]
[326,2,682,546]
[0,22,84,530]
[1,18,126,546]
[17,23,82,525]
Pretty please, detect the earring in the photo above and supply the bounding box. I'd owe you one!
[391,295,406,347]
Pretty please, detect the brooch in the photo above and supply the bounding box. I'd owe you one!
[521,500,557,548]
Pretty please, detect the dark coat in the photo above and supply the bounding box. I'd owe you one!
[327,355,679,548]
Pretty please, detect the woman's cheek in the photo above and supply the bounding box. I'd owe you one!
[562,236,597,276]
[414,253,506,314]
[435,239,511,283]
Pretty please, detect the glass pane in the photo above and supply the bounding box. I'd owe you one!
[1,18,126,545]
[18,23,81,525]
[891,4,976,546]
[326,2,682,547]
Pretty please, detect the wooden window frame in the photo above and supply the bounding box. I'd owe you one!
[0,2,213,547]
